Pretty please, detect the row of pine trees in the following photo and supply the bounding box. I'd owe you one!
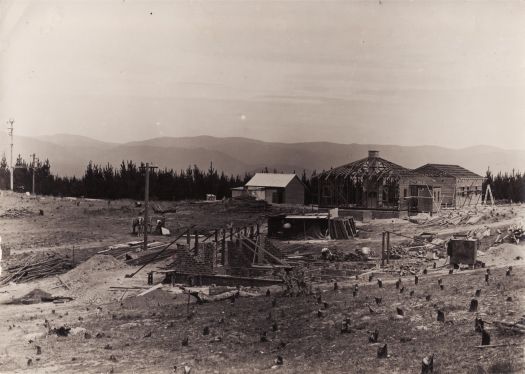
[0,154,522,203]
[0,155,251,201]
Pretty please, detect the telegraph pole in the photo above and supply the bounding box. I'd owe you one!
[6,119,14,191]
[30,153,37,195]
[142,163,158,251]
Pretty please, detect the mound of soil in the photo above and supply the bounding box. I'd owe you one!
[60,254,129,304]
[482,243,525,266]
[63,254,126,281]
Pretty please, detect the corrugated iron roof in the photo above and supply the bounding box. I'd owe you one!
[414,164,483,178]
[245,173,299,188]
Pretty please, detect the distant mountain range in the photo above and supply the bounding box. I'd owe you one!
[0,133,523,178]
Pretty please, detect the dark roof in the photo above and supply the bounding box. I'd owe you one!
[317,156,419,182]
[413,164,483,178]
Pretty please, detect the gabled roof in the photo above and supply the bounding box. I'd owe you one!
[245,173,300,188]
[414,164,483,179]
[317,156,418,182]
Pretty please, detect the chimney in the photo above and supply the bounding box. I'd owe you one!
[368,150,379,158]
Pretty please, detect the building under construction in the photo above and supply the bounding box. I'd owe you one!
[413,164,485,208]
[315,151,442,213]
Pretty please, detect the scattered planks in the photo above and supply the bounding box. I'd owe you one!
[99,240,175,266]
[493,320,525,335]
[124,245,176,266]
[329,217,357,240]
[0,253,74,285]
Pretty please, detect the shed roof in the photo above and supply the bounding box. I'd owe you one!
[245,173,299,188]
[414,164,483,179]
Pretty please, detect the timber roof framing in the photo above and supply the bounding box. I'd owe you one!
[317,156,419,182]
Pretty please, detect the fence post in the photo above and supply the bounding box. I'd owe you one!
[386,231,390,264]
[381,232,385,267]
[221,229,226,265]
[194,231,199,255]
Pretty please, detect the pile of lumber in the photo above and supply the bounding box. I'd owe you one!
[99,240,171,263]
[328,217,357,240]
[0,253,73,285]
[125,245,177,266]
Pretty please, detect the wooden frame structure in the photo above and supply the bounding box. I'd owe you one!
[314,151,440,212]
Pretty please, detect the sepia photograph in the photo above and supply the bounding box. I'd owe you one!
[0,0,524,372]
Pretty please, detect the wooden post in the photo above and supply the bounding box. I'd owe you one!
[381,232,385,267]
[230,227,234,241]
[224,233,229,267]
[221,230,226,265]
[386,231,390,264]
[214,229,219,265]
[256,223,260,237]
[187,231,191,245]
[257,238,264,264]
[31,153,36,195]
[143,163,150,251]
[304,220,307,240]
[194,231,199,254]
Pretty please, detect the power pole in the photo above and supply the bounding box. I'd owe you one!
[30,153,37,195]
[6,119,14,191]
[141,163,158,251]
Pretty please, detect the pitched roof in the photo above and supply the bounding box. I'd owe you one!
[413,164,483,178]
[245,173,299,188]
[317,156,418,182]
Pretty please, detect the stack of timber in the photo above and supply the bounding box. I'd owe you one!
[328,217,358,240]
[0,253,74,285]
[98,240,171,264]
[125,245,176,266]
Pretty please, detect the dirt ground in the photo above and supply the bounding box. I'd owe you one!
[0,192,524,373]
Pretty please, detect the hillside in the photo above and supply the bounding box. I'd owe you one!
[0,133,523,177]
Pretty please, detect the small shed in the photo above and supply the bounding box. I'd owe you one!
[243,173,305,205]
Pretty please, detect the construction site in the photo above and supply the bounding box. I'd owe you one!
[0,168,523,373]
[2,2,525,372]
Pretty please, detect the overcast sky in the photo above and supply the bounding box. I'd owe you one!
[0,0,524,149]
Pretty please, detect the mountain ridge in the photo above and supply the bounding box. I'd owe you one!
[1,133,523,177]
